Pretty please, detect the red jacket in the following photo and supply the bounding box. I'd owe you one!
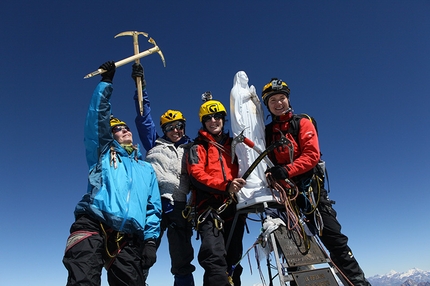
[266,112,320,179]
[187,129,239,215]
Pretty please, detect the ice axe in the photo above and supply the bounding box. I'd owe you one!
[114,31,149,116]
[231,129,274,167]
[83,36,165,79]
[83,32,166,83]
[232,129,294,182]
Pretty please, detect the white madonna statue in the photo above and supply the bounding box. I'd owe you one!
[230,71,275,209]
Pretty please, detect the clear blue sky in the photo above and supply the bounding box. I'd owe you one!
[1,1,429,285]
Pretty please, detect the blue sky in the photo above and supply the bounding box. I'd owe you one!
[1,1,429,285]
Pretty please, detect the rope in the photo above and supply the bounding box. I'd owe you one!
[266,174,302,234]
[265,173,312,253]
[100,223,125,259]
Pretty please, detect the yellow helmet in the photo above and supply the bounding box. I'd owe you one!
[261,78,290,105]
[199,100,227,122]
[110,116,127,127]
[160,109,186,128]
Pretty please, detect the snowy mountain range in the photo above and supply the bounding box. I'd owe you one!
[368,268,430,286]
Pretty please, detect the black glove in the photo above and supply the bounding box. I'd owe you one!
[266,165,289,180]
[131,63,146,88]
[99,61,116,83]
[141,239,157,268]
[161,197,174,214]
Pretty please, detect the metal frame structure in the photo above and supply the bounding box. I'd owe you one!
[228,201,348,286]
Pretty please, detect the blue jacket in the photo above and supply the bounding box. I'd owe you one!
[134,89,158,152]
[75,82,162,241]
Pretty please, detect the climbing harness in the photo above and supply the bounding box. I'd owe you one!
[195,195,234,230]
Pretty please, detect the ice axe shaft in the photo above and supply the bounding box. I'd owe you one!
[84,45,160,79]
[114,31,146,115]
[238,131,293,181]
[134,40,144,116]
[84,38,166,79]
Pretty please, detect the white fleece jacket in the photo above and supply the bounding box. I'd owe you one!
[145,137,192,203]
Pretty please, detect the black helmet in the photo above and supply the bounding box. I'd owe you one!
[261,78,290,106]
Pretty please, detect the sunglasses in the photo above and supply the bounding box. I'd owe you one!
[112,125,130,133]
[202,112,224,123]
[164,122,185,133]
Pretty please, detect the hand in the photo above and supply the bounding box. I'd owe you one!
[228,178,246,193]
[99,61,116,83]
[266,165,289,180]
[131,63,146,88]
[141,239,157,268]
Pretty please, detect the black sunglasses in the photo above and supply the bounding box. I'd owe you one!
[164,121,185,132]
[112,125,130,133]
[202,112,224,123]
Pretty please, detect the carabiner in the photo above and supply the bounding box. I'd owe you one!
[212,213,224,230]
[197,207,212,225]
[182,205,192,219]
[217,198,232,214]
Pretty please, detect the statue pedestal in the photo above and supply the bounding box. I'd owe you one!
[236,187,279,209]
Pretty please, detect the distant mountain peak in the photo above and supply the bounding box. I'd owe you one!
[368,268,430,286]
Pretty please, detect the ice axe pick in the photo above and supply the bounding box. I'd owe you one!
[83,32,166,89]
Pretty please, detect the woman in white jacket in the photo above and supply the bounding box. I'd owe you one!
[132,63,196,286]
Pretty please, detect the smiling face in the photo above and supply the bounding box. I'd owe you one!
[112,125,133,145]
[203,113,224,136]
[163,120,185,143]
[267,93,290,116]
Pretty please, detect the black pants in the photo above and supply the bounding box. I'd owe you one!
[306,191,371,286]
[63,215,148,286]
[197,215,245,286]
[158,201,195,285]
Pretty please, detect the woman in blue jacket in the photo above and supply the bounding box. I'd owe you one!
[63,61,162,286]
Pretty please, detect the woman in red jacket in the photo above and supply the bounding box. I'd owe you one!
[187,92,246,286]
[263,78,371,286]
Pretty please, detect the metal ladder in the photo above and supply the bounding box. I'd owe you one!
[229,201,349,286]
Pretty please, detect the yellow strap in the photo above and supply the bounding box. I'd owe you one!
[100,223,124,258]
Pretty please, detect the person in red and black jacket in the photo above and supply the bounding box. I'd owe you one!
[263,78,371,286]
[187,92,246,286]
